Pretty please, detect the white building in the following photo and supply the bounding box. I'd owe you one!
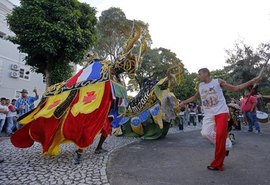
[0,0,46,99]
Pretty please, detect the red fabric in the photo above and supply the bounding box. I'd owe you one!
[29,117,61,153]
[241,96,257,113]
[101,117,112,137]
[11,114,61,153]
[210,113,228,171]
[63,81,112,148]
[11,123,34,148]
[66,69,83,87]
[8,104,14,111]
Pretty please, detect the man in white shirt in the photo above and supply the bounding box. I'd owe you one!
[0,97,9,135]
[181,68,261,171]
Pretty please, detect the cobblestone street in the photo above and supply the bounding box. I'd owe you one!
[0,135,139,185]
[0,126,200,185]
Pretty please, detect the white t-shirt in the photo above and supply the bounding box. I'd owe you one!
[199,79,229,116]
[0,104,9,119]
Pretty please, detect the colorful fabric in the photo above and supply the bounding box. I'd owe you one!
[62,81,113,148]
[66,61,103,87]
[111,82,128,99]
[71,82,105,117]
[33,91,70,119]
[11,81,113,155]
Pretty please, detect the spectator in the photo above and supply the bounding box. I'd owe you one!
[241,90,261,134]
[188,102,197,127]
[0,97,8,135]
[197,104,204,124]
[6,99,17,136]
[15,88,39,128]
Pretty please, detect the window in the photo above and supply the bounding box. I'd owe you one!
[19,68,30,80]
[0,31,6,38]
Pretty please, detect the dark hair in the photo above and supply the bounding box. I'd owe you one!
[12,99,16,102]
[1,97,7,101]
[198,68,210,76]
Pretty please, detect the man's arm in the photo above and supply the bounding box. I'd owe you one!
[219,76,261,92]
[181,91,200,105]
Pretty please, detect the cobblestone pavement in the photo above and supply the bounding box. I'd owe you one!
[0,125,200,185]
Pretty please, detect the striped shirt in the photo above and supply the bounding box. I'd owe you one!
[15,96,39,116]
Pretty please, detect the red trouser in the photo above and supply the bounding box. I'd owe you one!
[210,113,228,171]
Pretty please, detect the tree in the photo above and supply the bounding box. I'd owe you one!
[127,47,182,91]
[224,42,270,95]
[7,0,97,86]
[173,72,197,101]
[94,7,151,61]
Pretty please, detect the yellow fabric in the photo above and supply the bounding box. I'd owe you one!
[131,124,144,136]
[152,108,163,129]
[45,108,70,156]
[71,82,105,117]
[33,91,70,119]
[19,105,42,124]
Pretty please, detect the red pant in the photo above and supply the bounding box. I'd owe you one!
[210,113,228,171]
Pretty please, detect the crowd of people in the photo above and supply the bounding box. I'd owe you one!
[0,88,39,137]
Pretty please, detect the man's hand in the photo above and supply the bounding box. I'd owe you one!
[179,101,185,108]
[252,76,262,84]
[33,88,37,93]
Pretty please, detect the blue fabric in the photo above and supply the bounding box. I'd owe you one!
[15,96,39,116]
[138,110,149,122]
[111,115,122,128]
[86,62,102,80]
[119,117,130,125]
[150,104,160,116]
[131,117,141,126]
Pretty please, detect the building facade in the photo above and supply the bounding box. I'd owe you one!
[0,0,46,100]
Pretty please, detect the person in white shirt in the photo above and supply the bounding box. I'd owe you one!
[181,68,261,171]
[0,97,9,135]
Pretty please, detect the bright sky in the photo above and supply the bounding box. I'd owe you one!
[9,0,270,72]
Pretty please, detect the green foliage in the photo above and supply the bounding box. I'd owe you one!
[224,42,270,98]
[48,61,73,85]
[173,72,197,101]
[7,0,97,86]
[94,7,151,61]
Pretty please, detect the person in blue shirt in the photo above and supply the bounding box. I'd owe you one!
[15,88,39,128]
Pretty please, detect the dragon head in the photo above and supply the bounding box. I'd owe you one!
[113,24,149,79]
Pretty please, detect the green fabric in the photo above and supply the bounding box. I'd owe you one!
[122,116,171,140]
[112,82,127,99]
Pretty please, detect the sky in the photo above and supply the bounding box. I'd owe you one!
[9,0,270,72]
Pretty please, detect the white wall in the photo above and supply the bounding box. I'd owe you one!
[0,0,46,100]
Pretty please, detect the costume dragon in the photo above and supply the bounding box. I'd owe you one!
[116,64,184,140]
[11,25,146,156]
[11,25,184,162]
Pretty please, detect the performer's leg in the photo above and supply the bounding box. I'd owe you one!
[245,112,253,132]
[74,148,84,165]
[95,135,107,154]
[201,116,216,144]
[251,112,261,132]
[209,113,228,171]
